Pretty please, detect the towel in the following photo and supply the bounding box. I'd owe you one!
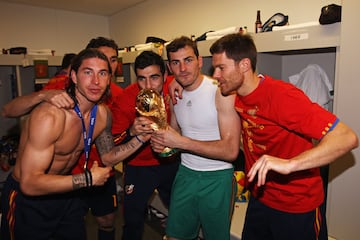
[289,64,333,110]
[272,21,319,31]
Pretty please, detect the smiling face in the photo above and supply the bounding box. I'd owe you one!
[71,57,111,103]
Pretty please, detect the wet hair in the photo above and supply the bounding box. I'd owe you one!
[66,48,112,103]
[86,37,119,56]
[134,50,166,76]
[166,36,199,61]
[210,33,257,72]
[61,53,76,69]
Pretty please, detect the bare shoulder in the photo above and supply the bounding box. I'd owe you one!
[97,104,112,123]
[30,102,67,125]
[95,103,112,132]
[26,102,68,142]
[97,103,111,115]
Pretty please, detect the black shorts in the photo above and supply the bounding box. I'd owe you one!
[78,173,118,216]
[242,196,328,240]
[1,174,86,240]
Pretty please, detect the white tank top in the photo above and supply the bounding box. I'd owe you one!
[174,76,233,171]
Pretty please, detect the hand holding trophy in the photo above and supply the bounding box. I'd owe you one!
[135,88,177,157]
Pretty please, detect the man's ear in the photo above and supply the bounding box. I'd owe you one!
[70,69,77,85]
[239,58,251,72]
[198,55,203,69]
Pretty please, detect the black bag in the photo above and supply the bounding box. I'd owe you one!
[319,4,342,25]
[262,13,289,32]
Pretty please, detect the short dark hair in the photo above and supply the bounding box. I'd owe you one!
[210,33,258,72]
[61,53,76,69]
[86,37,119,56]
[67,48,111,103]
[135,51,166,76]
[166,36,199,61]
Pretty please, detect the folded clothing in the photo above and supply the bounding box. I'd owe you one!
[272,21,319,31]
[206,26,240,37]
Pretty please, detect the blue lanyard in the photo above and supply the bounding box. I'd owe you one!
[74,104,98,170]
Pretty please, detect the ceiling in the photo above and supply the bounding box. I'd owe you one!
[0,0,146,16]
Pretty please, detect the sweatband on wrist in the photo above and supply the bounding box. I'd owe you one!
[84,169,92,187]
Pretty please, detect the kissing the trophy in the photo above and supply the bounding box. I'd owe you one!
[135,88,177,157]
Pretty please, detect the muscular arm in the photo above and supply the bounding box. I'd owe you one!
[248,121,359,186]
[96,108,150,166]
[152,90,241,161]
[19,104,76,195]
[1,90,74,118]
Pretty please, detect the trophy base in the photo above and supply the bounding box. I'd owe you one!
[158,147,178,158]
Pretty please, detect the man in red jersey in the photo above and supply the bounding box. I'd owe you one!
[1,37,124,240]
[111,50,179,240]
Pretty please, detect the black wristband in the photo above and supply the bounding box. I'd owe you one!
[88,170,92,187]
[84,172,89,187]
[84,169,92,188]
[135,135,146,145]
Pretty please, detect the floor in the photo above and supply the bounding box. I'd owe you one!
[85,204,166,240]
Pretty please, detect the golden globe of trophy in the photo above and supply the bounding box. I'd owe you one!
[135,88,177,157]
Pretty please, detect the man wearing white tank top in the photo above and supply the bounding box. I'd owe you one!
[151,36,241,240]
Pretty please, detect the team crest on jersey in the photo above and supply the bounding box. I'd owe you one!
[125,184,134,194]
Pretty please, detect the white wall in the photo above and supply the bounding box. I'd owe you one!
[109,0,340,47]
[0,2,110,55]
[326,1,360,239]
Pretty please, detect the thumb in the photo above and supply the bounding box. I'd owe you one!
[91,161,99,169]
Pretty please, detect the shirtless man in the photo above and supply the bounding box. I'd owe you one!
[0,48,148,240]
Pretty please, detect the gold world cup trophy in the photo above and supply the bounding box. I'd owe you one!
[135,88,177,157]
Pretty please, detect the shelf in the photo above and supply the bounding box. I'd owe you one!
[253,23,340,53]
[0,55,63,66]
[196,23,341,56]
[121,47,162,64]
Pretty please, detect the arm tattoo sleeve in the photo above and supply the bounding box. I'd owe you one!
[113,140,138,158]
[95,108,115,156]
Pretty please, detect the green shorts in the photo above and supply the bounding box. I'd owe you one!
[166,164,236,240]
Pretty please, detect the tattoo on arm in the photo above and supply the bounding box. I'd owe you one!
[72,173,86,190]
[96,107,143,160]
[95,110,115,156]
[113,140,139,157]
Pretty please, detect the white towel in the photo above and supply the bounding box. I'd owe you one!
[272,21,319,31]
[135,43,155,51]
[289,64,333,110]
[206,26,240,37]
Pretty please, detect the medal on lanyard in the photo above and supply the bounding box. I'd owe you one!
[74,104,98,170]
